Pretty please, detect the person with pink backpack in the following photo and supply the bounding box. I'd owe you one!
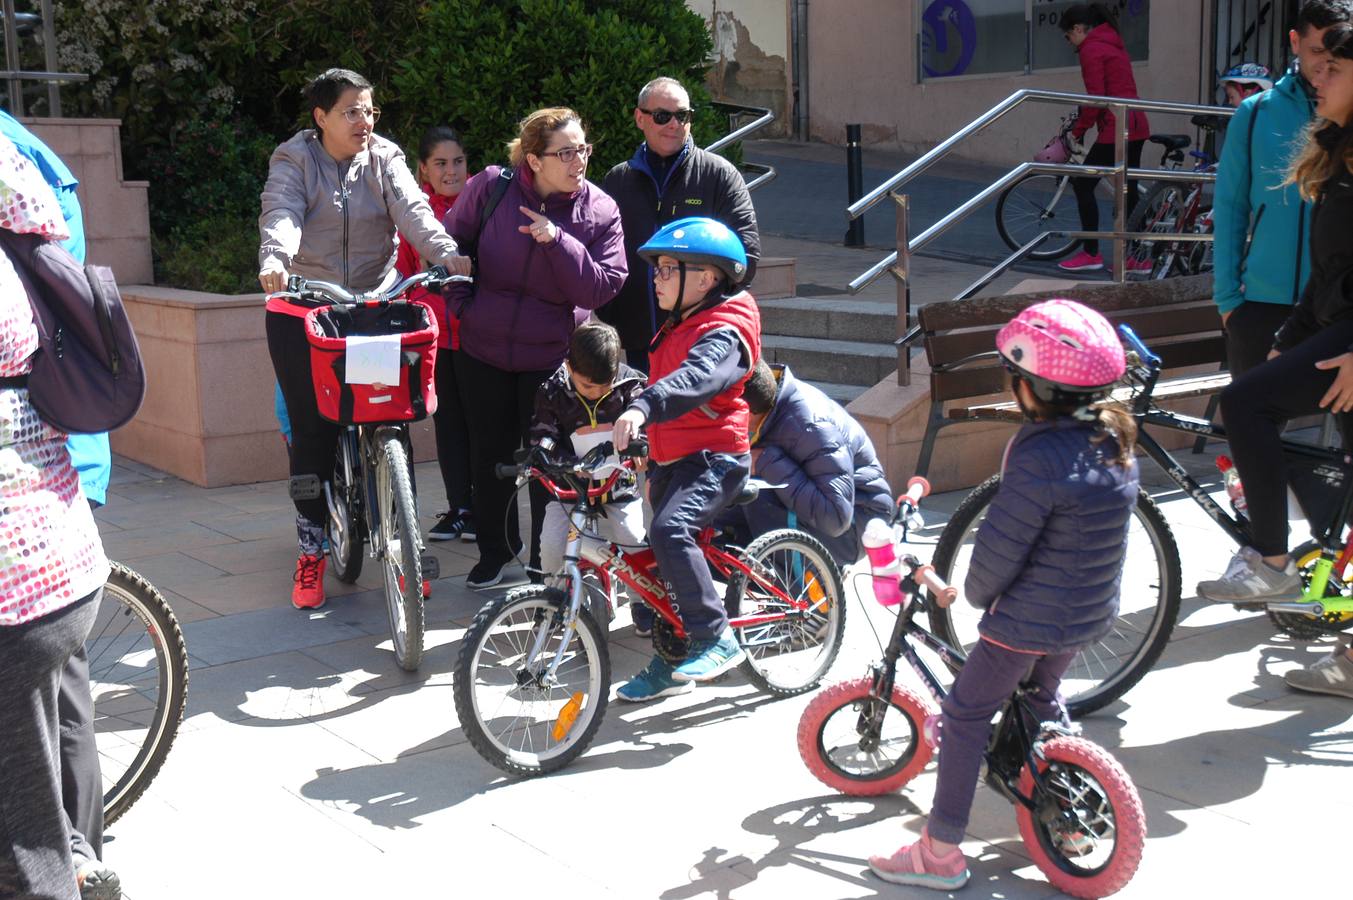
[867,300,1139,889]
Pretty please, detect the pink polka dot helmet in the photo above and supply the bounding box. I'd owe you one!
[996,299,1126,403]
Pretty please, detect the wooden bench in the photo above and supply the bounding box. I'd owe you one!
[910,274,1224,478]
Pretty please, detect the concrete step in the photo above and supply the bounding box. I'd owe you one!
[762,334,897,387]
[754,257,796,299]
[804,380,869,406]
[757,296,896,345]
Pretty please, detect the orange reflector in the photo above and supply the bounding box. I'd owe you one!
[806,571,829,610]
[552,691,584,742]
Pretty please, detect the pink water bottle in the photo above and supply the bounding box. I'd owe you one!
[863,518,903,607]
[1216,455,1248,516]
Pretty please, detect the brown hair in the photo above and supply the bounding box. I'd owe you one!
[1287,22,1353,200]
[1020,388,1138,468]
[568,323,621,384]
[507,107,582,168]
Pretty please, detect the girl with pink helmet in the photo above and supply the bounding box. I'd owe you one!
[868,299,1139,891]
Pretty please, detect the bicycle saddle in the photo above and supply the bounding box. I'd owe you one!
[1149,133,1191,152]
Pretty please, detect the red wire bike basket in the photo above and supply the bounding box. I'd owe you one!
[304,300,439,425]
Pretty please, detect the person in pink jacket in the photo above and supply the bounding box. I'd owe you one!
[1058,3,1151,273]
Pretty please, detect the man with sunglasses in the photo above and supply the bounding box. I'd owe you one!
[601,76,760,378]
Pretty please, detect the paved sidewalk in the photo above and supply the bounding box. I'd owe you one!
[96,448,1352,899]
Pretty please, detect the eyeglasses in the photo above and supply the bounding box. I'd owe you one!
[340,106,381,124]
[640,107,693,126]
[539,144,594,164]
[654,263,707,280]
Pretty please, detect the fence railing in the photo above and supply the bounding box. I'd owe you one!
[707,101,776,191]
[845,88,1235,386]
[2,0,86,117]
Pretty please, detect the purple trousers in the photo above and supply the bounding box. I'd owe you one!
[928,638,1075,845]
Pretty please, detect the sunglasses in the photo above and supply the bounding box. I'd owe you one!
[640,107,693,126]
[538,144,594,164]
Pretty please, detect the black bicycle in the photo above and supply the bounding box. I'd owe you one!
[798,480,1145,899]
[933,324,1353,716]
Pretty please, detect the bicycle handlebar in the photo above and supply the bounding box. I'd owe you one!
[1118,324,1161,371]
[914,564,958,608]
[495,438,649,489]
[275,267,473,307]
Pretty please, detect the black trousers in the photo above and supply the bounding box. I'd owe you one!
[1220,320,1353,555]
[1224,301,1294,378]
[1073,139,1144,256]
[266,311,339,526]
[454,350,551,568]
[58,646,100,863]
[648,452,750,641]
[433,347,472,511]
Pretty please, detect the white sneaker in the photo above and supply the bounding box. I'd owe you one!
[1196,547,1302,603]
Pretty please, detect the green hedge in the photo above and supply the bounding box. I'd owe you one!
[56,0,721,291]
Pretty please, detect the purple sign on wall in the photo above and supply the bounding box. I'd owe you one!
[921,0,978,78]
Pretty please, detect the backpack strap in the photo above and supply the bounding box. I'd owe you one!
[463,167,515,271]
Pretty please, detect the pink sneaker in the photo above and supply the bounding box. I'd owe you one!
[1058,251,1104,272]
[1125,255,1154,273]
[868,831,970,890]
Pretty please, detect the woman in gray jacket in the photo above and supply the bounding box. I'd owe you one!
[258,68,470,610]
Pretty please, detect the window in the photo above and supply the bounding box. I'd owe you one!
[918,0,1151,81]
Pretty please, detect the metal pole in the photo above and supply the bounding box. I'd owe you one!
[2,0,22,116]
[1112,101,1127,282]
[893,191,911,387]
[845,124,865,247]
[39,0,58,116]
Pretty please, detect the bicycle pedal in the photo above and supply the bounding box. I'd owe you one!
[288,474,323,501]
[420,554,441,581]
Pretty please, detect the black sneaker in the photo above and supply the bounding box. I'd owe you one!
[459,510,477,542]
[467,556,511,590]
[428,510,464,542]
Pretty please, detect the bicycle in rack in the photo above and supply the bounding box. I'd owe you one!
[1125,115,1222,279]
[453,439,846,775]
[932,324,1353,717]
[273,268,470,671]
[91,562,189,825]
[798,478,1145,899]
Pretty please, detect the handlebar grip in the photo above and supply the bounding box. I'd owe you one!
[1118,324,1161,369]
[903,476,930,504]
[619,438,649,459]
[494,463,520,480]
[915,564,958,608]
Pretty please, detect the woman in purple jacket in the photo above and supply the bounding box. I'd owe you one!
[443,107,627,588]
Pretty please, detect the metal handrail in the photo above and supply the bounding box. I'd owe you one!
[849,160,1216,293]
[2,0,87,116]
[706,101,777,191]
[848,88,1233,221]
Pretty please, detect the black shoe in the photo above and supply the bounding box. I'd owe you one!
[428,510,464,542]
[459,510,478,542]
[467,557,511,590]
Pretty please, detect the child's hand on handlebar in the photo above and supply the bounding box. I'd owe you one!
[612,408,645,452]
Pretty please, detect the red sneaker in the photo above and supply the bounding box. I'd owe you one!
[292,554,326,609]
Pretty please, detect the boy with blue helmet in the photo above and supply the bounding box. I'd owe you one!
[611,217,761,701]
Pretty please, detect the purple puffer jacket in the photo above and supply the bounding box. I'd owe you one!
[443,165,627,372]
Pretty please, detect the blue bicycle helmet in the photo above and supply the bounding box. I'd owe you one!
[638,217,748,285]
[1220,62,1274,90]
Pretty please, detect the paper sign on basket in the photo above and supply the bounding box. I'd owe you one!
[570,424,617,473]
[345,334,402,385]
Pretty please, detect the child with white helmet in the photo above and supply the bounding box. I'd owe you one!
[868,299,1140,890]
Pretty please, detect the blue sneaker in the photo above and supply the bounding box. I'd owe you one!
[672,630,745,683]
[617,656,694,702]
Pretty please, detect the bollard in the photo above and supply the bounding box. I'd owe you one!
[845,124,865,247]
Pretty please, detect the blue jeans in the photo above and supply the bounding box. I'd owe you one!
[647,451,750,641]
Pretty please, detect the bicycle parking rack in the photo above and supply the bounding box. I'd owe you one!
[843,89,1234,386]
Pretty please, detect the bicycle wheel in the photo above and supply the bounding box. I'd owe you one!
[995,174,1081,261]
[453,585,610,776]
[797,677,937,796]
[727,529,846,697]
[91,563,189,826]
[326,430,364,584]
[1267,540,1353,639]
[1124,182,1183,277]
[375,434,424,671]
[931,476,1182,716]
[1015,736,1146,899]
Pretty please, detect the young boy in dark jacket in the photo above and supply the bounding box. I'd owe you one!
[611,217,760,701]
[530,323,647,581]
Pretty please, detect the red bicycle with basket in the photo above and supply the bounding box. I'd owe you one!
[452,439,847,775]
[272,266,470,671]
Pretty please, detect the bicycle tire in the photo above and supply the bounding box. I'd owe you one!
[727,529,846,697]
[453,585,610,776]
[995,174,1081,261]
[931,475,1182,716]
[326,432,364,584]
[1267,540,1353,638]
[797,677,937,796]
[1125,182,1183,277]
[1015,736,1146,899]
[92,562,189,826]
[376,434,424,671]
